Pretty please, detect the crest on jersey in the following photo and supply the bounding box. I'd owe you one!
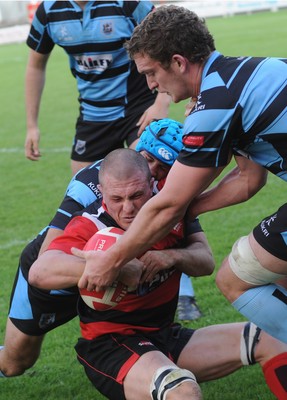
[102,21,113,35]
[75,139,86,155]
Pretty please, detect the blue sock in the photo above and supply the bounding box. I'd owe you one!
[232,284,287,343]
[179,274,194,297]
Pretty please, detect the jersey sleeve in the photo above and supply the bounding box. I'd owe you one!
[48,216,98,254]
[48,162,102,231]
[122,1,154,25]
[185,218,203,236]
[26,1,55,53]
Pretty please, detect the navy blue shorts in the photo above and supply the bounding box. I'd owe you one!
[9,239,78,336]
[75,323,194,400]
[253,202,287,260]
[72,106,154,162]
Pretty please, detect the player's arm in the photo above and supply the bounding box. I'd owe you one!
[25,49,50,160]
[39,228,63,255]
[136,92,171,136]
[29,249,85,290]
[76,162,221,291]
[139,231,214,283]
[29,249,144,290]
[188,156,268,219]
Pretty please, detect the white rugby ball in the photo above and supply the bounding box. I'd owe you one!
[79,227,127,311]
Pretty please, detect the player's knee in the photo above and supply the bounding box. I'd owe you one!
[228,236,285,285]
[1,363,27,377]
[0,348,37,377]
[150,365,198,399]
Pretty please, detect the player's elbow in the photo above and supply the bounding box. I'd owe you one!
[204,250,216,276]
[248,170,267,197]
[28,260,48,289]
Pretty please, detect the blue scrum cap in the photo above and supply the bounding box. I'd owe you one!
[135,119,184,166]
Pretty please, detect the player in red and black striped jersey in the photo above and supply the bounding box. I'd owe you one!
[30,149,287,400]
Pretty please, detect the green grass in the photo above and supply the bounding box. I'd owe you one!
[1,8,287,399]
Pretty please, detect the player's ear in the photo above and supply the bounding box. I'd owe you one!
[172,54,188,73]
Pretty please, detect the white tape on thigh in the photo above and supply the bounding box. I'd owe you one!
[228,236,285,285]
[150,365,196,400]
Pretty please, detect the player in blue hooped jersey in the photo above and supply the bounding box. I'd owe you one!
[87,5,287,348]
[25,1,171,175]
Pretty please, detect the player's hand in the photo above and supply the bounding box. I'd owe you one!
[136,93,170,136]
[25,127,41,161]
[71,247,120,292]
[139,250,173,283]
[119,258,144,289]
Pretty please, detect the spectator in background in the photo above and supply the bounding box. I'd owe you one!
[25,1,171,175]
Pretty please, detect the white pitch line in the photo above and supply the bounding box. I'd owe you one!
[0,147,70,153]
[0,238,32,251]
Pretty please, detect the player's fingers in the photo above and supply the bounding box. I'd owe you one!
[78,274,88,289]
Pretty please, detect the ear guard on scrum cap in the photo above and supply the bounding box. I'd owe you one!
[136,118,184,166]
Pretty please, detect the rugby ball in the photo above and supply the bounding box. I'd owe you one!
[80,227,128,311]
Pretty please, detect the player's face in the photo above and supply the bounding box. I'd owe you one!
[100,173,153,230]
[134,53,190,103]
[140,150,171,181]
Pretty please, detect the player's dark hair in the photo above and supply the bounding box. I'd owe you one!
[125,5,215,68]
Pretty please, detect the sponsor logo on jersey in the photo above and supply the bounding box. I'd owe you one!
[183,135,205,147]
[194,94,205,111]
[87,182,102,198]
[137,269,175,295]
[260,213,277,237]
[138,340,153,346]
[157,147,173,161]
[75,54,113,72]
[58,26,73,42]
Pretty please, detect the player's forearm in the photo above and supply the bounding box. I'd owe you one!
[25,65,46,129]
[29,250,85,289]
[189,165,267,218]
[164,235,215,277]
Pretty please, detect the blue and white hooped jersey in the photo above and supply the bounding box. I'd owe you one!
[27,1,155,121]
[47,159,103,232]
[178,51,287,181]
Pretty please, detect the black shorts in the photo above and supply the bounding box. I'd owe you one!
[75,323,194,400]
[253,202,287,261]
[71,109,150,162]
[9,264,78,336]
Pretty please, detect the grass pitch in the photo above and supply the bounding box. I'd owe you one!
[1,8,287,399]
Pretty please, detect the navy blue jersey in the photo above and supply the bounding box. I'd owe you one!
[27,1,156,121]
[48,159,103,231]
[178,51,287,181]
